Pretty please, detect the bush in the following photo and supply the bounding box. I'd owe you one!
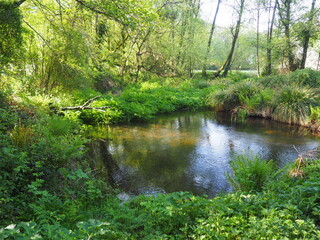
[258,74,289,88]
[310,106,320,122]
[209,81,260,112]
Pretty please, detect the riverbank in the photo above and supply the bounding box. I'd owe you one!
[209,69,320,133]
[56,69,320,134]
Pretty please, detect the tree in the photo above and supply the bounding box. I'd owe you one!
[299,0,317,69]
[202,0,222,77]
[265,0,277,75]
[276,0,297,71]
[215,0,246,78]
[0,0,26,67]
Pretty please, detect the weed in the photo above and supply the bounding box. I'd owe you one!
[227,154,275,192]
[9,119,34,148]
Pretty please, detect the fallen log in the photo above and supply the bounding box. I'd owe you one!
[60,95,110,112]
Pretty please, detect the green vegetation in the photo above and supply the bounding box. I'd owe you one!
[210,69,320,126]
[227,154,275,192]
[77,81,218,124]
[1,110,320,239]
[1,77,320,238]
[1,0,320,238]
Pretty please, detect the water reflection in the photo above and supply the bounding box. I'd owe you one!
[93,112,319,197]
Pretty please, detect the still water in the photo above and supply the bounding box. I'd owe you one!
[91,111,319,197]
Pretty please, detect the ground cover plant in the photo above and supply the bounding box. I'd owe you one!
[64,80,220,124]
[1,150,320,239]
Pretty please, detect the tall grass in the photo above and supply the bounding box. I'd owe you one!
[9,120,34,148]
[209,81,259,111]
[272,85,317,125]
[209,69,320,127]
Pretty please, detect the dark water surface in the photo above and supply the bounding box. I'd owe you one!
[91,111,319,197]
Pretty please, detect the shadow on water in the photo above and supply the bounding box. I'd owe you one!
[90,111,320,197]
[88,140,120,188]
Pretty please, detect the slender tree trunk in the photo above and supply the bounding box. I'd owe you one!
[266,0,277,75]
[216,0,245,78]
[256,6,260,76]
[202,0,222,77]
[177,10,187,68]
[14,0,27,7]
[276,0,295,71]
[300,0,316,69]
[187,0,200,76]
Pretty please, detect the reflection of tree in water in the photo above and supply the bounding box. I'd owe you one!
[108,114,205,193]
[87,140,120,187]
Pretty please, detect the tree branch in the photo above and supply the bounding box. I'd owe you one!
[14,0,27,7]
[74,0,127,26]
[60,96,110,111]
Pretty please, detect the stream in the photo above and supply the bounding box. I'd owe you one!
[89,111,320,197]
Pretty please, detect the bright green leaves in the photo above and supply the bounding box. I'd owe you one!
[76,0,158,29]
[0,1,23,66]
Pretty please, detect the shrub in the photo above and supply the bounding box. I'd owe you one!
[209,81,260,112]
[193,80,211,89]
[9,120,34,148]
[258,74,289,88]
[227,154,275,192]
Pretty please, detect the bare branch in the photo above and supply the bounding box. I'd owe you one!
[14,0,27,7]
[60,96,110,111]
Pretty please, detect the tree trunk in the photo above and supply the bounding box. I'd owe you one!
[215,0,245,78]
[202,0,222,77]
[300,0,316,69]
[266,0,277,75]
[256,6,260,76]
[276,0,296,71]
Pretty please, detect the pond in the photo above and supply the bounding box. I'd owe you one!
[89,111,320,197]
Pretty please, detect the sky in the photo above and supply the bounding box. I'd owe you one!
[199,0,319,32]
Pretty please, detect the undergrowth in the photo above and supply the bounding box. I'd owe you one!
[76,81,219,124]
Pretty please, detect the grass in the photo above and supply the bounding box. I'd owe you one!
[209,69,320,127]
[75,81,218,124]
[273,84,317,125]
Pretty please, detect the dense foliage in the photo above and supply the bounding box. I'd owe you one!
[75,81,218,124]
